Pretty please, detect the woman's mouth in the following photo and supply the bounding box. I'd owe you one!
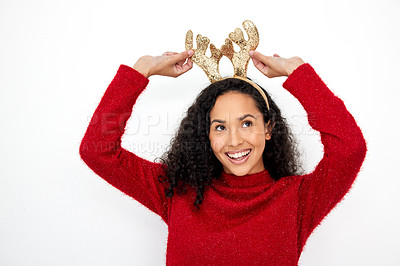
[225,149,252,164]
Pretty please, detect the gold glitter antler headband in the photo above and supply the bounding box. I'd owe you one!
[185,20,270,111]
[185,30,223,82]
[221,20,259,77]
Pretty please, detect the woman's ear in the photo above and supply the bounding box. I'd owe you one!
[264,120,275,140]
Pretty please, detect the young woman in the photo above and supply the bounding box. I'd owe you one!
[79,49,367,265]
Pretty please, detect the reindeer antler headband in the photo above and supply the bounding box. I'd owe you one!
[185,20,270,111]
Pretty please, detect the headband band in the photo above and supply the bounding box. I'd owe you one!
[220,76,270,111]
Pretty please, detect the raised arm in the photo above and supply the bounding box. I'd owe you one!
[250,51,367,254]
[79,50,193,224]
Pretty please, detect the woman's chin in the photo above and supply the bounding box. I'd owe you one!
[223,167,249,176]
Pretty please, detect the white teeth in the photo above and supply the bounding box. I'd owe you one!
[227,150,251,159]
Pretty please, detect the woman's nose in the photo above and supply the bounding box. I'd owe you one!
[228,129,244,147]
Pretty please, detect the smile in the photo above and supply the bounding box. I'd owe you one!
[225,149,252,164]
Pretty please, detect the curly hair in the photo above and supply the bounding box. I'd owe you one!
[156,77,304,211]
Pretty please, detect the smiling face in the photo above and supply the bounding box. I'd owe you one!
[209,91,272,176]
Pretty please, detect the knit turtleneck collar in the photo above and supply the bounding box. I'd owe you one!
[215,169,274,188]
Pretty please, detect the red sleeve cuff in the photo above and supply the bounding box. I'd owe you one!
[117,64,150,89]
[283,63,317,91]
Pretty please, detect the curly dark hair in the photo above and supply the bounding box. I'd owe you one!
[156,77,303,211]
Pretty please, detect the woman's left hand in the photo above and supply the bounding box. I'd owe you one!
[249,51,305,78]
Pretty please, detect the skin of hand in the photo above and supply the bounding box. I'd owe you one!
[133,50,194,78]
[249,51,305,78]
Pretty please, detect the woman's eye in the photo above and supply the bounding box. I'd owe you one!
[243,121,252,128]
[215,125,225,131]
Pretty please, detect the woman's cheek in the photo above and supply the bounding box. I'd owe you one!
[210,135,225,152]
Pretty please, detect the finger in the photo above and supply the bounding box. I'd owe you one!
[252,57,265,70]
[273,54,280,57]
[180,58,193,74]
[172,58,193,77]
[252,57,269,75]
[250,51,272,65]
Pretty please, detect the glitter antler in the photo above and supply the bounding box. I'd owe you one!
[185,21,270,111]
[185,30,223,83]
[221,20,259,77]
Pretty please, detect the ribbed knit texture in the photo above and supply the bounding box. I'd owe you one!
[79,63,367,265]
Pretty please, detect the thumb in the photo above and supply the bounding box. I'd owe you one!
[173,50,194,62]
[249,51,271,65]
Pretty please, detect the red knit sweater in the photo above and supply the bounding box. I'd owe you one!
[79,63,367,265]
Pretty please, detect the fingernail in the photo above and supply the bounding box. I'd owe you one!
[188,50,194,56]
[249,51,254,57]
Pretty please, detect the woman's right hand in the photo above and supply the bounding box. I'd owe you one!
[133,50,194,78]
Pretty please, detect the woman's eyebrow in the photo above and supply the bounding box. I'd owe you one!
[210,114,257,124]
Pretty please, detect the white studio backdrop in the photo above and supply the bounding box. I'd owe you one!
[0,0,399,265]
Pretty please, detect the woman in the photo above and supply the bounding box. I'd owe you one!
[79,49,367,265]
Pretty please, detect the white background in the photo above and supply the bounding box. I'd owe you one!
[1,0,399,265]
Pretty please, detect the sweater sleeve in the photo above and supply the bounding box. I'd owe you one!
[79,64,170,225]
[282,64,367,255]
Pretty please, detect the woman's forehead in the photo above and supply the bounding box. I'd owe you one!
[210,92,261,118]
